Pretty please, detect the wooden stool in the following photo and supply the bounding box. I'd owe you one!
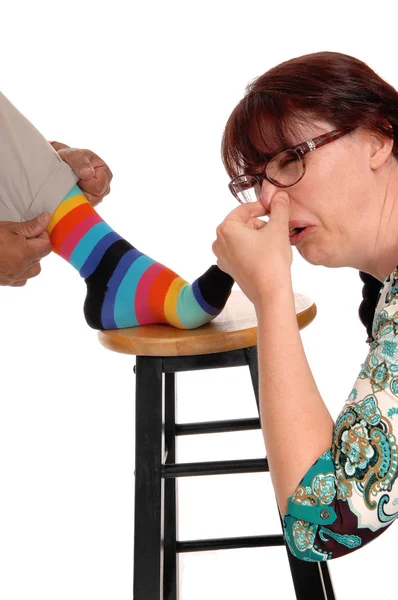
[98,291,336,600]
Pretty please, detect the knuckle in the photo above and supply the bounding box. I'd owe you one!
[217,223,229,239]
[61,148,80,165]
[36,243,51,260]
[29,263,42,278]
[58,147,72,160]
[11,279,27,287]
[96,180,105,193]
[22,223,34,236]
[9,262,24,279]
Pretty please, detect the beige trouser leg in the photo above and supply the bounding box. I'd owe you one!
[0,91,78,222]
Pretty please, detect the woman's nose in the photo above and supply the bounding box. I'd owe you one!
[259,179,279,212]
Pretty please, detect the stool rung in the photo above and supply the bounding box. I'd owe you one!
[162,348,250,373]
[162,458,268,478]
[175,418,261,436]
[177,534,284,553]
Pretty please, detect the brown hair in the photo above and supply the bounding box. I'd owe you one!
[221,51,398,337]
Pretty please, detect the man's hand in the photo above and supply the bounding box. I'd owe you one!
[50,142,113,208]
[0,213,52,286]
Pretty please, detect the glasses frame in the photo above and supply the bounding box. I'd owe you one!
[229,127,356,203]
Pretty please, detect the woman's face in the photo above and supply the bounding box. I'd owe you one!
[257,121,393,271]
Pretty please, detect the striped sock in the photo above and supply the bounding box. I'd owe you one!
[48,185,233,330]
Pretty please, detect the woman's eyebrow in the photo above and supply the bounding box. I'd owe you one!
[257,154,272,168]
[250,151,272,165]
[250,164,269,176]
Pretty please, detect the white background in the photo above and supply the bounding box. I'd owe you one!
[1,1,397,598]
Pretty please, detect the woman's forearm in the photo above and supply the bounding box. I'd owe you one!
[255,283,334,517]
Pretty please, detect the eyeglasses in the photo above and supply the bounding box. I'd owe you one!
[228,127,355,204]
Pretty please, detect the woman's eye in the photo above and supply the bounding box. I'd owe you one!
[281,158,296,167]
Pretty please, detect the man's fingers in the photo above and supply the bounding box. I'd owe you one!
[79,167,109,195]
[9,280,27,287]
[35,230,51,242]
[58,148,95,179]
[8,262,41,286]
[15,213,51,239]
[90,157,113,183]
[74,158,95,180]
[25,236,52,262]
[57,148,113,203]
[21,262,42,279]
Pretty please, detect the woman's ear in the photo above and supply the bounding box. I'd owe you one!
[368,129,394,170]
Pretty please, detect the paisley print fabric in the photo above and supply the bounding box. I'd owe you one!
[283,267,398,561]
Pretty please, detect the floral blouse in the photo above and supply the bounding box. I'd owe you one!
[283,267,398,561]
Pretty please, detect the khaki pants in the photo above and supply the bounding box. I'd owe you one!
[0,92,78,222]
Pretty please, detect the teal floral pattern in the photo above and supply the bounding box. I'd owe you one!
[291,520,317,552]
[283,267,398,561]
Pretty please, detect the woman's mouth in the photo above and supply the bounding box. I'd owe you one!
[289,225,314,245]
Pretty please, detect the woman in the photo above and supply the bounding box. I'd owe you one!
[212,51,398,562]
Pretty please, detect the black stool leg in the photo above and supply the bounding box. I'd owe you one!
[320,562,336,599]
[134,356,164,600]
[245,346,336,600]
[163,372,179,600]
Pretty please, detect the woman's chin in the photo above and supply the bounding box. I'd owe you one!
[297,241,341,268]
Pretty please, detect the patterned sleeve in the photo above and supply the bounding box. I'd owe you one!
[282,268,398,561]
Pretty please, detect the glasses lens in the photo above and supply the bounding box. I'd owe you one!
[229,175,261,203]
[267,150,303,186]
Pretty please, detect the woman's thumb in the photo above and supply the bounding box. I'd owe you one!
[270,192,289,225]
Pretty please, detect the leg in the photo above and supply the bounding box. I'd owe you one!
[0,92,234,330]
[48,186,233,329]
[281,543,336,600]
[134,356,164,600]
[163,372,178,600]
[0,92,78,221]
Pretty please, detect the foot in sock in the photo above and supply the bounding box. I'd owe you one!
[47,184,234,330]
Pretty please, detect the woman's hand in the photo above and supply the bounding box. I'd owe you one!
[212,191,292,306]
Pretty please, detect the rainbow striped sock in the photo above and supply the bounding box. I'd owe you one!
[47,185,233,330]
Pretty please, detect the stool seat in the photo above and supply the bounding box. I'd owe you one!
[98,290,316,357]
